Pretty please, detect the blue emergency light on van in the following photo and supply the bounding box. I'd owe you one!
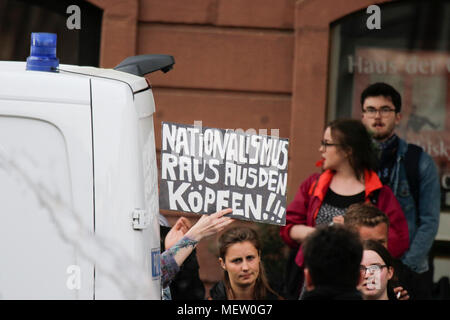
[26,33,59,72]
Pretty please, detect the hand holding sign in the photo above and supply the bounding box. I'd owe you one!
[165,209,234,248]
[159,122,289,225]
[185,208,234,242]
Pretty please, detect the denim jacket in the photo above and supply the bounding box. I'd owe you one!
[388,138,440,273]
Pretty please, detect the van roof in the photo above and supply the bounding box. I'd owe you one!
[58,63,149,92]
[0,61,148,104]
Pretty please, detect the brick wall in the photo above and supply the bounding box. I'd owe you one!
[137,0,296,295]
[90,0,395,298]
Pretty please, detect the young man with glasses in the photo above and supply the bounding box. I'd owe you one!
[360,82,441,300]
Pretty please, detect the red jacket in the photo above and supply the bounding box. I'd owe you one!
[280,170,409,267]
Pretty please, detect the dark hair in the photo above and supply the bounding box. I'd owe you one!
[303,225,363,288]
[327,119,378,180]
[218,227,281,300]
[360,82,402,113]
[362,240,394,270]
[345,203,390,229]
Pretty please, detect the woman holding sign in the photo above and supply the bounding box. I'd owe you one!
[279,119,409,299]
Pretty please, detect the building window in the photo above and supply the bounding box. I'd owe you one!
[327,0,450,211]
[0,0,102,66]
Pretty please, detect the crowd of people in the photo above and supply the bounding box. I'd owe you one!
[159,82,441,300]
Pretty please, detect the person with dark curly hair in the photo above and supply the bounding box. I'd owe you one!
[302,225,363,300]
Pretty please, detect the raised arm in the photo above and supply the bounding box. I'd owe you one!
[160,208,234,288]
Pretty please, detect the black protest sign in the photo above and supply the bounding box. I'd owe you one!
[158,122,289,225]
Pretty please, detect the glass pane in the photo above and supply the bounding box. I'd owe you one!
[0,0,102,66]
[328,0,450,211]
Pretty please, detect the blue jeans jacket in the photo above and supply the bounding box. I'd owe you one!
[388,138,440,273]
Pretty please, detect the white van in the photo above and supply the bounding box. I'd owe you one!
[0,33,174,299]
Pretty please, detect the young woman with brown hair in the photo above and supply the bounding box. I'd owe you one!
[209,226,282,300]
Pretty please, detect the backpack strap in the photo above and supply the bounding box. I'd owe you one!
[404,143,423,208]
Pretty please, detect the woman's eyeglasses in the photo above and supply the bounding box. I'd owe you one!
[320,140,340,149]
[360,264,387,274]
[362,107,396,118]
